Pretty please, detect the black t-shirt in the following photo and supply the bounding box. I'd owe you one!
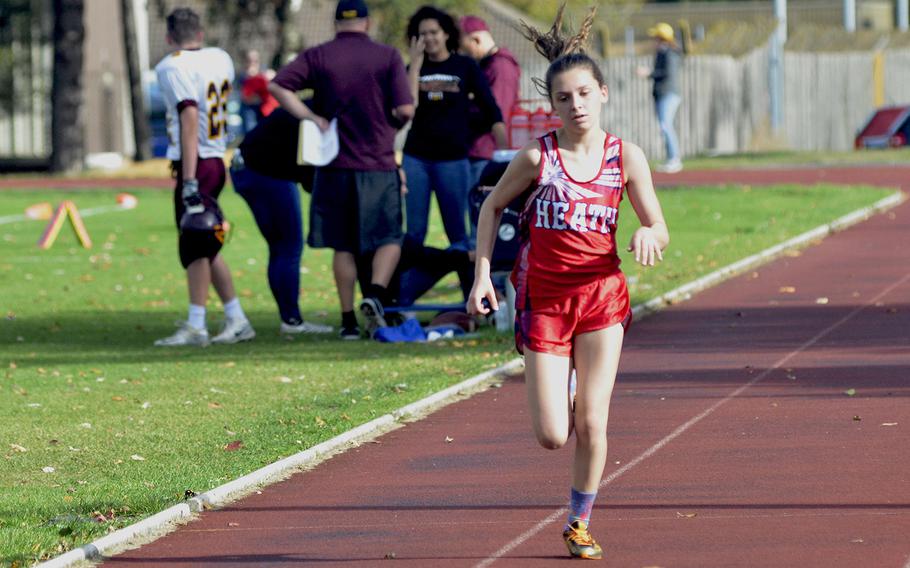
[404,53,502,161]
[238,108,312,183]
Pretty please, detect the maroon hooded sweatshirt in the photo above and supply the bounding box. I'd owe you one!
[468,46,521,160]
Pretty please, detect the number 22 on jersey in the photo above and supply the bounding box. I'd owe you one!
[207,80,230,139]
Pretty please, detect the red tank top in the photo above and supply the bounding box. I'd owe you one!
[511,131,625,308]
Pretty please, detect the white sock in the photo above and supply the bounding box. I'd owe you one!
[223,298,246,321]
[187,304,206,330]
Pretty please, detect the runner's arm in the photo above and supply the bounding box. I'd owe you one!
[623,142,669,266]
[467,142,540,315]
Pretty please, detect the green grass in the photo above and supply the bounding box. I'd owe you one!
[0,181,895,565]
[682,147,910,170]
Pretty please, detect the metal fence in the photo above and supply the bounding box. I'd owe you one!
[511,43,910,159]
[0,0,52,164]
[3,0,910,164]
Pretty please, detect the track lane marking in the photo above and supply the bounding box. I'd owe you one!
[477,271,910,567]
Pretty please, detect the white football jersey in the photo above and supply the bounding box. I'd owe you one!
[155,47,235,161]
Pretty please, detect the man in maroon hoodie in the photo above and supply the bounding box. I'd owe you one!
[460,15,521,188]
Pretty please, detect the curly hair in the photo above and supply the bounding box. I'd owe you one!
[519,4,604,98]
[406,5,460,55]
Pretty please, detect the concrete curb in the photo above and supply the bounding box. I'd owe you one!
[38,189,904,567]
[38,358,525,567]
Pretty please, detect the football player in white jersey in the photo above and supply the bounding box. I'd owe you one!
[153,7,255,347]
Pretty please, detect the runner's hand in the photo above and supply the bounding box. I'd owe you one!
[628,226,664,266]
[467,277,498,315]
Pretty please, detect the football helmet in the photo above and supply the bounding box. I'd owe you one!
[178,201,229,268]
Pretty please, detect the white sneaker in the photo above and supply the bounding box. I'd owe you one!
[656,159,683,173]
[358,297,387,338]
[154,322,209,347]
[280,320,333,334]
[211,317,256,344]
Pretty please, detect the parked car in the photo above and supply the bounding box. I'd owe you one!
[855,105,910,149]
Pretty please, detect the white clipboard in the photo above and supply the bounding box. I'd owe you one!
[297,118,339,166]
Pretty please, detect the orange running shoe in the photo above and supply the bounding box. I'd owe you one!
[563,520,603,560]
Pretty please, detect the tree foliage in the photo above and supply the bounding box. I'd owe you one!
[368,0,477,50]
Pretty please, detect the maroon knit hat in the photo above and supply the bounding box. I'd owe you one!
[460,15,489,35]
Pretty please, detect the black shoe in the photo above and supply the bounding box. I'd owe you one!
[339,325,361,340]
[359,297,387,338]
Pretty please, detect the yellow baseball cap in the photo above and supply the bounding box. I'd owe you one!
[648,22,675,42]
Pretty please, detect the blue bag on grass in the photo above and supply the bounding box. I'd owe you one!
[373,318,427,343]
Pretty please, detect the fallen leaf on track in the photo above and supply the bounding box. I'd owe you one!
[844,388,856,396]
[676,512,697,518]
[852,415,861,422]
[445,436,454,443]
[779,286,796,294]
[881,422,898,427]
[815,297,829,305]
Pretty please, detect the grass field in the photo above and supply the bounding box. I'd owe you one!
[2,148,908,183]
[683,147,910,170]
[0,181,895,565]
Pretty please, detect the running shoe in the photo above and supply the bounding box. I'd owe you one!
[211,317,256,344]
[655,159,683,174]
[154,321,209,347]
[563,520,603,560]
[280,320,333,334]
[358,297,387,338]
[339,325,361,340]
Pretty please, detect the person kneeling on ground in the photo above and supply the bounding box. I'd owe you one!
[355,235,476,336]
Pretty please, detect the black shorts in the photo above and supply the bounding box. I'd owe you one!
[308,168,402,254]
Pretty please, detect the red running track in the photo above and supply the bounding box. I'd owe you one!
[100,167,910,567]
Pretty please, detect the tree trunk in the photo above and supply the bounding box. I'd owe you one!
[271,0,292,70]
[121,0,150,161]
[50,0,85,173]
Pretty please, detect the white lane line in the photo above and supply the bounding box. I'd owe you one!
[477,272,910,567]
